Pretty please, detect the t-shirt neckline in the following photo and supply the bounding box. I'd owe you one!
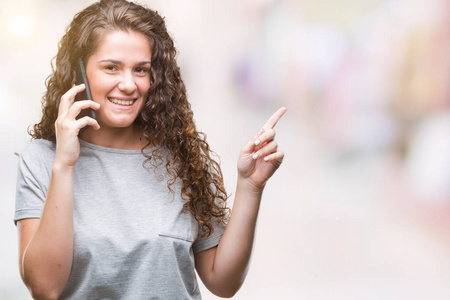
[79,138,154,155]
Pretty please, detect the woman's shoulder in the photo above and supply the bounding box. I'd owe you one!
[19,138,56,162]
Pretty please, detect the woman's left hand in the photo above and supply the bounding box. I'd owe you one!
[237,107,287,190]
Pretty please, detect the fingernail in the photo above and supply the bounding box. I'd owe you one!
[264,156,269,162]
[252,153,258,160]
[254,139,261,146]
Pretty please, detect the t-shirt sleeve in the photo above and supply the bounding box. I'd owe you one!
[192,217,227,254]
[14,142,51,224]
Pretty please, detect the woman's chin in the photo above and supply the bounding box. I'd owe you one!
[97,116,139,129]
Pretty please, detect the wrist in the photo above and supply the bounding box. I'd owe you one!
[236,175,265,196]
[52,161,75,173]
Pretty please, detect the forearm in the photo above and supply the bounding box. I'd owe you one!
[22,163,74,298]
[210,176,264,294]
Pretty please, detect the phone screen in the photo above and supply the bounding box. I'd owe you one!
[75,58,96,120]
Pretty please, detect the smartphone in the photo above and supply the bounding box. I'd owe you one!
[74,58,96,120]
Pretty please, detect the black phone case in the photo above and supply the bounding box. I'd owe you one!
[75,58,96,120]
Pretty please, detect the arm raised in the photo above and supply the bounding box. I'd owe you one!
[18,84,100,299]
[195,107,287,297]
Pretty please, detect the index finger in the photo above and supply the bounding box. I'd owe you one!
[262,107,287,130]
[58,84,86,115]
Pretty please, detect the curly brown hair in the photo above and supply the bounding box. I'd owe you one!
[30,0,229,237]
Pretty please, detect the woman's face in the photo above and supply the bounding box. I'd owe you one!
[85,30,151,129]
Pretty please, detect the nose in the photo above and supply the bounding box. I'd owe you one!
[117,72,137,94]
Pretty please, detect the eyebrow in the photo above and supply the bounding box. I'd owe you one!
[98,59,151,65]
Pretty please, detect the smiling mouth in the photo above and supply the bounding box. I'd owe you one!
[108,98,136,106]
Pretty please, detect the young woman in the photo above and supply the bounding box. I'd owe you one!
[15,0,286,299]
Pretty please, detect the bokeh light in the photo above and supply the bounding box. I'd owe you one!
[6,14,34,40]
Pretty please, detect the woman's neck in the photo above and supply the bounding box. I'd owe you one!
[79,124,150,150]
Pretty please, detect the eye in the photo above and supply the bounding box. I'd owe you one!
[105,65,118,72]
[135,67,149,75]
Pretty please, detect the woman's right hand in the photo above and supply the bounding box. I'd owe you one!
[54,84,100,168]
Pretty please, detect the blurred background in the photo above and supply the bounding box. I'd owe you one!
[2,0,450,299]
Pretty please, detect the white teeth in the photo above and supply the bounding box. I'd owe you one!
[109,98,134,105]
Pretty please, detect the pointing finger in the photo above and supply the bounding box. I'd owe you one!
[262,107,287,131]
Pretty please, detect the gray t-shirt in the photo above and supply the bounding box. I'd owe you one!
[15,139,226,299]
